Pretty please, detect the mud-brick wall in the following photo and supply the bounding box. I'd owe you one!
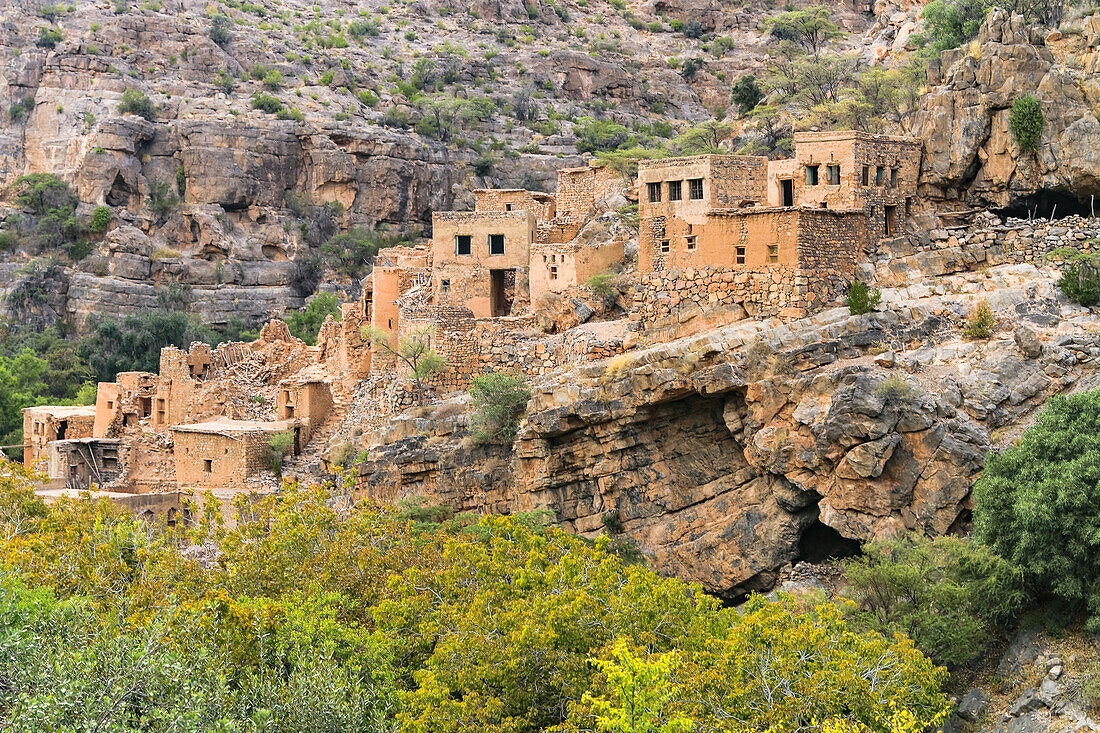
[399,305,479,391]
[475,318,626,376]
[171,429,271,490]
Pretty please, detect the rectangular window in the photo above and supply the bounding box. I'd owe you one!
[735,246,746,265]
[489,234,505,255]
[805,165,819,185]
[440,279,451,294]
[455,235,472,255]
[768,245,779,263]
[203,459,212,473]
[659,239,671,253]
[890,168,898,187]
[827,164,840,185]
[686,236,696,251]
[668,180,682,201]
[647,181,662,203]
[688,178,704,200]
[861,166,870,186]
[549,265,558,280]
[505,203,513,211]
[876,166,885,185]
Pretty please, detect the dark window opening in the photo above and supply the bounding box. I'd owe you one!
[56,420,67,441]
[861,166,870,186]
[659,239,670,253]
[768,245,779,263]
[688,178,704,200]
[884,204,897,236]
[826,164,840,185]
[889,168,898,187]
[549,265,558,280]
[686,236,697,251]
[456,235,472,255]
[505,203,513,211]
[647,182,662,203]
[735,246,746,265]
[202,459,213,473]
[139,396,152,417]
[668,180,682,201]
[805,165,819,185]
[440,279,451,294]
[488,234,505,255]
[875,166,885,185]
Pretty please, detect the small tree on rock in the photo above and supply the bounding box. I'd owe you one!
[469,371,531,445]
[846,280,881,315]
[1009,95,1044,153]
[1050,247,1100,306]
[362,325,445,405]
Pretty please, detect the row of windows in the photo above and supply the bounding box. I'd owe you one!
[802,163,900,187]
[454,234,505,256]
[656,239,780,263]
[647,178,704,203]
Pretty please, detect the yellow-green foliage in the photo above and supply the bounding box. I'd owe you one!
[0,468,952,732]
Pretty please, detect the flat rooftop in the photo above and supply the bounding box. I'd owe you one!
[169,418,297,434]
[21,405,97,418]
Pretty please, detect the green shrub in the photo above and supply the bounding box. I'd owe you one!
[15,173,77,216]
[209,13,231,45]
[573,117,632,153]
[0,232,17,251]
[89,206,111,233]
[263,69,285,91]
[1009,95,1043,152]
[472,154,498,176]
[974,389,1100,630]
[843,535,1024,666]
[1051,248,1100,306]
[912,0,988,52]
[963,299,994,339]
[469,371,531,445]
[36,27,63,48]
[286,292,341,345]
[117,88,154,120]
[846,280,881,315]
[585,272,616,298]
[684,19,703,38]
[8,96,34,122]
[146,180,178,220]
[875,375,919,402]
[251,92,284,114]
[262,430,296,476]
[275,107,305,122]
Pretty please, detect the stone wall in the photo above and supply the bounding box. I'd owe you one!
[432,210,534,318]
[474,189,556,221]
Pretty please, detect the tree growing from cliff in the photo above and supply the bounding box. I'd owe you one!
[469,371,531,445]
[763,7,842,57]
[362,325,445,405]
[963,299,995,339]
[730,74,763,114]
[974,389,1100,631]
[208,13,231,46]
[913,0,989,53]
[286,292,341,345]
[117,87,155,120]
[1009,95,1044,153]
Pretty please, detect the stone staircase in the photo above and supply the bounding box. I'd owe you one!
[282,400,350,481]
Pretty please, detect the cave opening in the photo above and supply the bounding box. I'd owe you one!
[996,190,1097,221]
[796,520,863,563]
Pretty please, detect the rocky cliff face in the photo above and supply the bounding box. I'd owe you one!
[354,225,1100,598]
[0,0,883,331]
[910,10,1100,213]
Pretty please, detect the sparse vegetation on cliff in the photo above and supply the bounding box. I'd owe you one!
[469,371,531,445]
[1009,94,1044,153]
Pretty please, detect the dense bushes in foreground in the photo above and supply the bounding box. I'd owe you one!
[0,461,950,732]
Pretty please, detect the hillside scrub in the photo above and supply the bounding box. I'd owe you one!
[286,292,341,345]
[974,389,1100,631]
[843,535,1024,666]
[469,371,532,444]
[1009,95,1044,152]
[1051,248,1100,306]
[0,466,952,732]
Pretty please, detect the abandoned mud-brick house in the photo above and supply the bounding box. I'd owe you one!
[22,405,96,467]
[636,130,921,325]
[170,418,299,491]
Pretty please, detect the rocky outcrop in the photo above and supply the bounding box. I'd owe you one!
[911,10,1100,211]
[354,240,1100,598]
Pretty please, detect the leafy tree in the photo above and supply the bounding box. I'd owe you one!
[251,92,284,114]
[763,7,842,56]
[320,227,409,280]
[286,292,341,346]
[36,27,62,48]
[582,643,693,733]
[15,173,76,216]
[117,87,155,120]
[730,74,763,114]
[1009,94,1044,153]
[974,389,1100,630]
[683,19,703,39]
[671,120,731,155]
[843,535,1024,665]
[209,12,231,46]
[89,205,111,233]
[574,118,633,153]
[146,179,178,221]
[847,280,881,315]
[362,326,446,405]
[914,0,989,53]
[79,310,209,381]
[469,371,531,445]
[1050,248,1100,306]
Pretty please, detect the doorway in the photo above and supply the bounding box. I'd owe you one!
[884,205,897,236]
[779,179,794,207]
[490,269,516,317]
